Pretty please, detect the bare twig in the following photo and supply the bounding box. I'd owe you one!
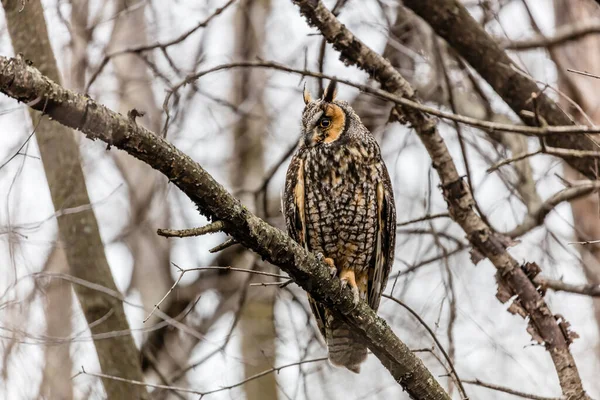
[506,181,600,237]
[503,19,600,51]
[462,379,563,400]
[76,357,329,399]
[209,238,238,253]
[383,294,469,400]
[487,150,542,173]
[569,239,600,245]
[396,212,451,227]
[200,357,329,397]
[143,262,291,322]
[74,367,203,396]
[566,68,600,80]
[85,0,237,92]
[167,61,600,138]
[157,220,224,238]
[534,276,600,297]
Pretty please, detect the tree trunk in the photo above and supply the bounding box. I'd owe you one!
[40,246,73,400]
[39,1,91,397]
[107,0,172,327]
[231,1,278,399]
[1,1,147,398]
[554,0,600,357]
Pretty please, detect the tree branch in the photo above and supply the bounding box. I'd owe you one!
[506,181,600,237]
[403,0,600,181]
[291,0,588,398]
[0,55,450,400]
[503,19,600,50]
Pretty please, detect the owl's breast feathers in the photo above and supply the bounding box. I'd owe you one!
[284,139,396,311]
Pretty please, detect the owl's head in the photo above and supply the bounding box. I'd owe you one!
[301,80,356,147]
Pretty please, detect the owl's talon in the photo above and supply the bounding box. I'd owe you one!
[317,253,338,277]
[339,269,360,306]
[324,257,337,277]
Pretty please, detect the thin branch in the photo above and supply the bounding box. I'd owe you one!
[84,0,237,92]
[74,368,203,397]
[144,262,292,323]
[462,379,563,400]
[166,61,600,138]
[383,294,469,400]
[569,239,600,245]
[200,357,329,397]
[157,220,224,238]
[396,213,450,227]
[506,181,600,237]
[209,238,238,253]
[75,358,329,399]
[487,150,542,173]
[534,277,600,297]
[503,19,600,50]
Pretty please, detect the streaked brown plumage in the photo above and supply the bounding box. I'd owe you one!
[283,81,396,373]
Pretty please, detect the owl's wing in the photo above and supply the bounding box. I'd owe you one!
[283,152,307,247]
[283,152,328,339]
[368,164,397,311]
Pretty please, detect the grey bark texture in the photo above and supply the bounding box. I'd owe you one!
[554,0,600,360]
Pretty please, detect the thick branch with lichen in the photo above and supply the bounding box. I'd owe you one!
[291,0,588,398]
[0,55,450,400]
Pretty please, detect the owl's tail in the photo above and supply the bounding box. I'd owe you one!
[326,319,368,373]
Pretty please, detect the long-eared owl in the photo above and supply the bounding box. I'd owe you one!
[283,81,396,373]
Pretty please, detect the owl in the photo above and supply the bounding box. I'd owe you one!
[283,81,396,373]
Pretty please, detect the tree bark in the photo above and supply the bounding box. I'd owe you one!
[107,0,172,329]
[0,55,452,400]
[230,1,279,399]
[40,246,73,400]
[39,0,91,396]
[1,1,147,398]
[554,0,600,360]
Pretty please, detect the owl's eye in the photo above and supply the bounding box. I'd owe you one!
[320,117,331,128]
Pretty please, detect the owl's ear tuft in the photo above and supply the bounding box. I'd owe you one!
[323,80,338,103]
[303,83,312,105]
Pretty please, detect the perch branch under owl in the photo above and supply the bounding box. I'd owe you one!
[0,55,451,400]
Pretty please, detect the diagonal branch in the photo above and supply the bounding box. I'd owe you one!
[506,181,600,238]
[403,0,600,181]
[0,55,450,400]
[291,0,588,398]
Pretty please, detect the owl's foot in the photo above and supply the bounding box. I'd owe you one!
[317,253,338,277]
[339,269,360,306]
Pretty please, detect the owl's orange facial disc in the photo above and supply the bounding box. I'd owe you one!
[321,104,346,144]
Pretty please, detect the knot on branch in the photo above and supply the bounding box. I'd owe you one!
[441,177,473,215]
[521,262,541,281]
